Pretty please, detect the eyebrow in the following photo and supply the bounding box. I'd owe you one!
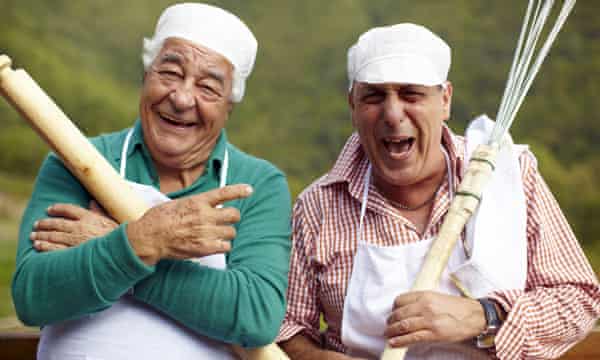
[159,53,183,65]
[205,69,226,86]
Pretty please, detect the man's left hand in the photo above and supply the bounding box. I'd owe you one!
[384,291,486,347]
[31,202,118,252]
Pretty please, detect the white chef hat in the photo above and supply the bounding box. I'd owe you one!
[347,23,451,91]
[142,3,257,102]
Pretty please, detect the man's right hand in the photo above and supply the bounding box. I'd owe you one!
[126,184,253,265]
[279,334,367,360]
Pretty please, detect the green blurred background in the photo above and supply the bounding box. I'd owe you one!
[0,0,599,323]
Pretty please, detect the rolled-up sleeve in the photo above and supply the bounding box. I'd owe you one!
[489,152,600,359]
[277,198,323,345]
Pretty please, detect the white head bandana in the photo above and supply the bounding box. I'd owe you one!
[142,3,258,102]
[347,23,451,91]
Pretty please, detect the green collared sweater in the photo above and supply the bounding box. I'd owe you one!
[11,121,292,347]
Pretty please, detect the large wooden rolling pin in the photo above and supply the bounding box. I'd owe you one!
[0,54,289,360]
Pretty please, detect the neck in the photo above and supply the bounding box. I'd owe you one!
[156,162,205,193]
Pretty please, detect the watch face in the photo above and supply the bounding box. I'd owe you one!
[476,333,496,349]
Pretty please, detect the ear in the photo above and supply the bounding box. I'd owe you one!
[348,91,355,109]
[348,88,358,128]
[441,81,453,122]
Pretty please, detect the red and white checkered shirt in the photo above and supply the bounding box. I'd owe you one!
[277,126,600,359]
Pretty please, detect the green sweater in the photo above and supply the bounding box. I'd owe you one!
[12,121,292,347]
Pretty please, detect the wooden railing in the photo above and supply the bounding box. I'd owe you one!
[1,328,598,360]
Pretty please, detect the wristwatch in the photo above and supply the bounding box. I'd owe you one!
[476,298,503,349]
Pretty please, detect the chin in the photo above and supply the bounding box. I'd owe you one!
[376,165,419,187]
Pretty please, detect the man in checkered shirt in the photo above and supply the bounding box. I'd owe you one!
[277,23,600,359]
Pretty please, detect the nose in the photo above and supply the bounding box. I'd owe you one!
[382,95,405,128]
[168,80,196,112]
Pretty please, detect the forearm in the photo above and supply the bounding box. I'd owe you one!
[133,257,288,346]
[280,334,353,360]
[132,169,291,345]
[489,153,600,358]
[490,283,600,359]
[12,225,154,325]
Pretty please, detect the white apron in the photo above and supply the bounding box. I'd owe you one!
[38,128,236,360]
[340,115,528,360]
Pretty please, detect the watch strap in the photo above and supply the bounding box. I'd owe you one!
[476,298,502,348]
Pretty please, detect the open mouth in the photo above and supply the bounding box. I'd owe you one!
[383,137,415,158]
[159,113,197,128]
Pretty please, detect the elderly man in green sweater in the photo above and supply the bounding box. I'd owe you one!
[11,3,291,359]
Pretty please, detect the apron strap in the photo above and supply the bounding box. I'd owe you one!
[120,128,135,178]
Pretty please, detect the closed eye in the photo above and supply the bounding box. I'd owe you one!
[361,92,385,104]
[159,70,182,79]
[401,90,425,102]
[197,83,224,100]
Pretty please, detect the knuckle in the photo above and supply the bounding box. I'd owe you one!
[221,186,234,197]
[227,208,241,222]
[430,318,444,332]
[388,311,401,324]
[399,319,410,331]
[35,241,47,251]
[412,333,424,343]
[423,301,436,315]
[37,219,50,229]
[48,232,62,243]
[220,240,231,251]
[224,226,236,240]
[57,204,73,214]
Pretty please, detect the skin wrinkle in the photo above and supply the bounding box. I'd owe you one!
[349,82,453,235]
[350,83,451,206]
[140,37,234,193]
[157,52,228,89]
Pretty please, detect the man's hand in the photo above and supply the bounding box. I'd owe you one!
[384,291,486,347]
[126,184,253,265]
[279,334,367,360]
[31,201,118,252]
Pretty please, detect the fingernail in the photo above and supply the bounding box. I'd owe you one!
[33,241,40,248]
[30,232,37,240]
[46,206,53,212]
[245,185,253,195]
[33,221,39,229]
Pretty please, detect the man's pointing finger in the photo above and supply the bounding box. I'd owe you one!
[196,184,253,207]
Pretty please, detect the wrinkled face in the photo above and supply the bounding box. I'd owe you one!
[140,37,234,171]
[350,82,452,189]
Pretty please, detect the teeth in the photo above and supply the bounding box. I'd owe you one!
[160,114,194,127]
[384,138,412,154]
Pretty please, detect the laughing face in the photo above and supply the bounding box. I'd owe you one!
[139,37,234,172]
[350,82,452,193]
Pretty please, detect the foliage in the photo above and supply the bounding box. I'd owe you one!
[0,0,599,266]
